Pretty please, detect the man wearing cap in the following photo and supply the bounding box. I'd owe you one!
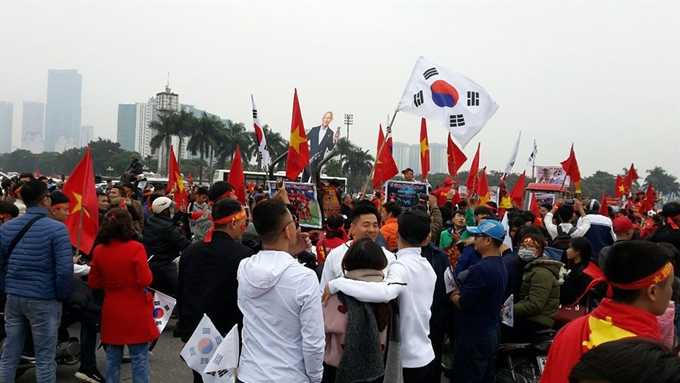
[598,216,634,272]
[178,199,253,383]
[541,241,674,383]
[450,219,508,383]
[323,210,437,382]
[580,198,615,264]
[122,154,143,184]
[401,168,415,182]
[0,200,19,226]
[432,178,462,207]
[645,202,680,252]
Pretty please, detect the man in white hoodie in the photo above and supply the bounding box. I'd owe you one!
[323,209,437,382]
[237,199,324,383]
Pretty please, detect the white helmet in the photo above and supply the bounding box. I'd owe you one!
[152,197,175,214]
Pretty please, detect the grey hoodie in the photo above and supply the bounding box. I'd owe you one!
[237,250,325,383]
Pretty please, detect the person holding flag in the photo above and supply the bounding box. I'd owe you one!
[178,198,254,383]
[89,208,159,383]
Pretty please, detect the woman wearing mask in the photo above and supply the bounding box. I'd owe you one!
[560,237,594,306]
[89,208,159,383]
[504,233,563,341]
[322,237,391,383]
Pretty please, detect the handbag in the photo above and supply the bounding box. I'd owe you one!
[554,298,588,329]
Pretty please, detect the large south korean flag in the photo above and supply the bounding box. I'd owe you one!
[397,57,499,148]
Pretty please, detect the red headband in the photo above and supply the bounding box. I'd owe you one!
[581,262,675,302]
[667,213,680,230]
[51,203,68,210]
[326,225,349,242]
[204,208,246,243]
[211,191,234,205]
[0,213,13,220]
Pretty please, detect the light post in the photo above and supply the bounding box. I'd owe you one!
[343,113,353,141]
[106,166,113,177]
[155,81,179,176]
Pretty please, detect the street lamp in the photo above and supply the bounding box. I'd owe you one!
[343,114,353,141]
[155,79,179,176]
[106,166,113,176]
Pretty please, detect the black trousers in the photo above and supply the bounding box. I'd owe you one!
[149,261,177,296]
[403,361,433,383]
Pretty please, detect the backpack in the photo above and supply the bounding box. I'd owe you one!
[552,226,577,250]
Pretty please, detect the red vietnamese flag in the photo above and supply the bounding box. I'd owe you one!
[35,169,41,178]
[373,126,386,189]
[419,118,430,181]
[188,171,193,185]
[625,163,639,189]
[465,143,481,192]
[640,182,655,213]
[510,171,527,207]
[446,134,467,176]
[529,192,543,225]
[167,145,188,209]
[227,145,246,205]
[62,146,99,254]
[285,89,310,181]
[614,175,627,199]
[560,144,582,193]
[477,167,490,204]
[373,124,399,189]
[599,190,609,217]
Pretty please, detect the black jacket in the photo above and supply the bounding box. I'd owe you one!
[177,232,254,342]
[142,214,191,262]
[422,242,453,332]
[126,159,143,175]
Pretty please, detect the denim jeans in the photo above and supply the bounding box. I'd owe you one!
[106,343,149,383]
[0,294,62,383]
[452,325,500,383]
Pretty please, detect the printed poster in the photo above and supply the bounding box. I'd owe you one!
[267,181,322,228]
[385,180,428,212]
[535,166,571,187]
[320,185,341,218]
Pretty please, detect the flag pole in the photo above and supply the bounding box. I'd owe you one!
[361,110,399,196]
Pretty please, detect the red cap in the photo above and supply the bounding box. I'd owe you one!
[444,177,454,185]
[612,216,633,233]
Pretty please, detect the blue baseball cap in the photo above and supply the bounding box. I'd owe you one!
[467,219,506,241]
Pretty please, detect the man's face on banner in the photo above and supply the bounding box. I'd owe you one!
[321,112,333,128]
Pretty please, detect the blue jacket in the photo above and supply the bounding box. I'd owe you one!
[0,206,73,300]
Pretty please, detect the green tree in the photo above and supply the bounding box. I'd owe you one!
[643,167,680,195]
[187,113,225,184]
[341,144,374,192]
[214,121,251,169]
[149,110,197,175]
[0,150,38,174]
[580,171,616,198]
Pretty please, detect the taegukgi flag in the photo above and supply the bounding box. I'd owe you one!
[181,314,224,374]
[152,290,176,334]
[251,95,271,169]
[397,56,499,147]
[202,324,239,383]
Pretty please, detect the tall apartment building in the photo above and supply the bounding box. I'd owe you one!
[117,98,156,158]
[22,101,45,153]
[392,141,448,176]
[44,69,82,152]
[0,102,13,153]
[80,125,94,147]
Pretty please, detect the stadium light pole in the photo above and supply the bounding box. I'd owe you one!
[343,113,353,141]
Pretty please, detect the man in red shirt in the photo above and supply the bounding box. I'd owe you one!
[432,178,462,207]
[540,241,674,383]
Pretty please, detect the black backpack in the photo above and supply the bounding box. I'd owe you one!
[552,225,577,250]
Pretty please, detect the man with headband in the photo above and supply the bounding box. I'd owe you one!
[191,181,237,243]
[646,201,680,252]
[540,241,674,383]
[178,198,253,383]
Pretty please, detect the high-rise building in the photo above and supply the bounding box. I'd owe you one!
[0,102,13,154]
[117,104,137,152]
[430,143,447,174]
[117,98,156,158]
[44,69,82,152]
[80,125,94,147]
[392,141,449,176]
[22,101,45,153]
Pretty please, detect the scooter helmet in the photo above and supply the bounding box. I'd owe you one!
[152,196,175,214]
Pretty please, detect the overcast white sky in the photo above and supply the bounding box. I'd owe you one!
[1,0,678,180]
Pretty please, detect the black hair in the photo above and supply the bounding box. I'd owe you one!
[522,210,537,225]
[519,232,547,254]
[212,198,243,224]
[509,217,526,229]
[661,201,680,220]
[657,242,680,280]
[557,204,575,222]
[473,206,493,217]
[252,199,290,243]
[569,237,592,263]
[351,203,381,225]
[110,185,126,197]
[342,237,392,331]
[452,209,466,218]
[540,202,553,211]
[208,181,235,202]
[148,192,164,205]
[196,187,208,196]
[382,201,402,218]
[411,204,429,214]
[325,214,345,239]
[491,238,504,248]
[0,201,20,218]
[568,338,680,383]
[604,241,673,303]
[397,209,431,246]
[19,172,35,181]
[514,224,544,246]
[20,179,48,206]
[439,206,452,224]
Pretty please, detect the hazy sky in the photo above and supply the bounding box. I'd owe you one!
[1,0,678,180]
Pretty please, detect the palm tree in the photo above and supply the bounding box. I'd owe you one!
[214,121,251,169]
[174,110,198,166]
[262,127,289,172]
[644,167,680,196]
[342,145,375,191]
[149,110,197,175]
[187,112,225,184]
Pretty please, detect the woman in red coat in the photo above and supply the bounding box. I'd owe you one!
[89,208,159,383]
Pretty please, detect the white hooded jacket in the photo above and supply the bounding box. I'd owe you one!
[237,250,325,383]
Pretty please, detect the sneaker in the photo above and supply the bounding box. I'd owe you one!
[75,367,105,383]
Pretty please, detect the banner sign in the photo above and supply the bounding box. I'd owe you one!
[535,166,571,187]
[534,192,558,207]
[385,180,428,211]
[320,185,341,218]
[489,186,500,205]
[267,181,322,228]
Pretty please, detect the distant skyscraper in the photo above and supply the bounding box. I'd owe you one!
[117,98,156,158]
[80,125,94,147]
[117,104,137,152]
[22,101,45,153]
[392,141,448,177]
[0,102,12,154]
[44,69,82,152]
[430,142,447,174]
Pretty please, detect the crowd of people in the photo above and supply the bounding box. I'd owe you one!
[0,169,679,383]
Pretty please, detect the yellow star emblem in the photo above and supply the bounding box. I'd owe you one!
[420,138,429,156]
[582,315,636,350]
[653,275,661,283]
[175,172,185,193]
[618,185,625,192]
[289,126,306,154]
[70,192,91,219]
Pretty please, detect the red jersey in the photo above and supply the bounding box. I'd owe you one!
[432,187,461,207]
[540,299,660,383]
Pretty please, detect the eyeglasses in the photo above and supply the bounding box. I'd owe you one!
[280,220,300,233]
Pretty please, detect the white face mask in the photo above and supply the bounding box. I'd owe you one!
[518,249,536,262]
